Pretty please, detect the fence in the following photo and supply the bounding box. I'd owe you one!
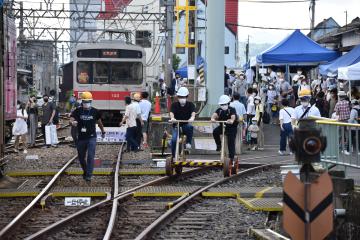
[316,120,360,170]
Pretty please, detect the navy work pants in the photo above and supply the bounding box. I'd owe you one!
[280,123,293,152]
[77,137,97,179]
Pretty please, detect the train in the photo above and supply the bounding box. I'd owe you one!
[60,41,147,126]
[2,13,17,143]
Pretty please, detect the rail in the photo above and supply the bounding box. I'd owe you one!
[134,164,273,240]
[24,165,213,239]
[316,119,360,170]
[0,154,78,238]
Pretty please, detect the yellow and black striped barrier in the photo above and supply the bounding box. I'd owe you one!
[172,161,223,167]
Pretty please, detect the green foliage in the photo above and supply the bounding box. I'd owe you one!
[173,54,181,71]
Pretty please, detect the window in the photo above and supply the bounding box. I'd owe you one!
[93,62,109,83]
[135,31,152,48]
[176,47,185,54]
[77,62,91,84]
[111,62,143,85]
[225,46,229,54]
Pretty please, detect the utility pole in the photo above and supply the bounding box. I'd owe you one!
[54,31,58,100]
[310,0,315,39]
[345,10,348,30]
[19,1,24,40]
[164,0,174,87]
[187,0,197,83]
[62,44,64,65]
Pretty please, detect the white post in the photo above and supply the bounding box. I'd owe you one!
[200,0,225,117]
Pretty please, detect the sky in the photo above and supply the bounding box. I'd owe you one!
[237,0,360,44]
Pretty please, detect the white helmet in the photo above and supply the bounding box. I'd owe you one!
[177,87,189,97]
[218,95,231,105]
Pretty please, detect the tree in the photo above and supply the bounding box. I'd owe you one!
[172,54,181,71]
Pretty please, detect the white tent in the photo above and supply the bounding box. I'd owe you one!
[338,61,360,80]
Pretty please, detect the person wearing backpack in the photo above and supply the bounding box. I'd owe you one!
[278,99,296,155]
[211,95,238,163]
[294,89,321,121]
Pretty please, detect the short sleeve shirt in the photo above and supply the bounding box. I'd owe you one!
[279,107,295,124]
[171,101,195,126]
[215,106,237,130]
[71,107,101,140]
[41,102,56,124]
[139,100,152,121]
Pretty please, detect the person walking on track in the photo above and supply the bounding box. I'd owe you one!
[70,92,106,182]
[13,102,28,154]
[169,87,195,158]
[211,95,238,163]
[278,99,296,155]
[40,94,56,148]
[26,95,38,148]
[120,96,141,152]
[254,96,265,150]
[139,92,151,148]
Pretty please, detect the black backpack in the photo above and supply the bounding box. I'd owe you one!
[263,111,270,124]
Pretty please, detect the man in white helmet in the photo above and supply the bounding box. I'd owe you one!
[211,95,238,162]
[169,87,196,158]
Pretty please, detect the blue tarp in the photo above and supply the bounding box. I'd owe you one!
[256,29,339,65]
[175,56,205,78]
[319,45,360,75]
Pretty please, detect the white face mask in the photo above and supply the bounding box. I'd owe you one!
[316,88,320,92]
[253,85,258,89]
[339,83,344,88]
[221,105,228,111]
[255,100,260,104]
[179,99,187,105]
[83,103,91,108]
[297,71,302,75]
[301,101,309,108]
[269,87,273,90]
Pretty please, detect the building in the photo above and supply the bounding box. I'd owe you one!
[17,40,55,97]
[316,17,360,52]
[174,0,238,70]
[307,17,340,42]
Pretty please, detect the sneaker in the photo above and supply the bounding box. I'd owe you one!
[258,148,264,151]
[185,143,192,149]
[343,150,351,156]
[23,150,28,154]
[251,146,257,151]
[278,150,285,156]
[289,151,293,155]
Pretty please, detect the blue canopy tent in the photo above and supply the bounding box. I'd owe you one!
[319,44,360,75]
[175,56,205,78]
[256,29,339,65]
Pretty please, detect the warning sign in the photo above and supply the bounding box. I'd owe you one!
[283,172,333,240]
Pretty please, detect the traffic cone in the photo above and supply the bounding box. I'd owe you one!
[154,92,161,114]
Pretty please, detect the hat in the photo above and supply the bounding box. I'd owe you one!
[338,91,347,97]
[293,75,300,82]
[327,72,337,77]
[252,117,257,122]
[299,89,311,97]
[254,96,261,101]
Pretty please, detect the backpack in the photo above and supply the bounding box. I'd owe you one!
[263,111,270,124]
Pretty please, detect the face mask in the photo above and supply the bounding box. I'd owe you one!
[83,102,91,108]
[276,72,282,77]
[297,71,302,75]
[253,85,258,89]
[179,99,186,105]
[316,88,320,92]
[221,105,228,111]
[339,83,344,88]
[301,101,309,108]
[269,87,273,90]
[255,100,260,104]
[279,79,284,82]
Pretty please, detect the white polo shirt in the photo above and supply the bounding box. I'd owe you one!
[279,107,295,124]
[294,105,321,120]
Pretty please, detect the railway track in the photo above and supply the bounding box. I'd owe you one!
[135,164,275,240]
[0,143,122,239]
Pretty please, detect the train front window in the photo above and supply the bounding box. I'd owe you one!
[93,62,109,84]
[77,62,91,84]
[111,62,143,84]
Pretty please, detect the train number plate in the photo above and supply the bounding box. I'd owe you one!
[64,197,91,207]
